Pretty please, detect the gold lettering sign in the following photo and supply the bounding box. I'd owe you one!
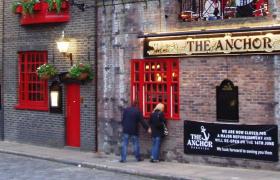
[144,32,280,57]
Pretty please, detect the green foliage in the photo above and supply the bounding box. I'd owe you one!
[12,0,40,14]
[68,63,94,80]
[12,0,65,14]
[36,64,58,78]
[45,0,64,13]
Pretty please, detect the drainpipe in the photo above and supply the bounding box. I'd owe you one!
[1,0,5,140]
[94,0,98,152]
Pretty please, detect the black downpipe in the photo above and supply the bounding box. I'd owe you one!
[94,0,98,152]
[1,0,5,140]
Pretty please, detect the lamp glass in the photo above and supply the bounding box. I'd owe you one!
[50,91,59,107]
[57,41,70,53]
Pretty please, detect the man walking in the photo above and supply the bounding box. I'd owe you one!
[120,101,149,163]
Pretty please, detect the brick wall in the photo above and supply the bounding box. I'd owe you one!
[97,0,280,169]
[2,0,97,150]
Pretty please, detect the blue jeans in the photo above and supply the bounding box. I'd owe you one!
[121,133,140,161]
[151,136,161,160]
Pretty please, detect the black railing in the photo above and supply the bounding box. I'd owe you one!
[179,0,269,22]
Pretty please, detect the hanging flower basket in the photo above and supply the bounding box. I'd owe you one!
[68,63,93,81]
[39,74,51,80]
[77,72,89,81]
[37,63,58,80]
[12,0,70,25]
[58,63,93,84]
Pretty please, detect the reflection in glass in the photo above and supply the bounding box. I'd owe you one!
[145,64,149,70]
[151,63,155,70]
[157,63,161,70]
[156,73,162,82]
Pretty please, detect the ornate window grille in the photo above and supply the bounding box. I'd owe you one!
[179,0,269,21]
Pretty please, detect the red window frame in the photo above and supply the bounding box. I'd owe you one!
[131,59,180,120]
[16,51,49,111]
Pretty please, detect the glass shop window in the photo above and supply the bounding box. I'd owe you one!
[179,0,269,22]
[131,59,180,120]
[16,51,49,111]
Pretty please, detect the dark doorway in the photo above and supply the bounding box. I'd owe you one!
[216,79,239,122]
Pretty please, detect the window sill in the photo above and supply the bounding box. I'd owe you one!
[144,116,180,120]
[15,105,49,112]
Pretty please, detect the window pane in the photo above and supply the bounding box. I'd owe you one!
[147,104,151,113]
[151,73,155,81]
[145,73,150,81]
[156,63,161,70]
[151,63,155,71]
[158,84,162,92]
[175,104,179,114]
[152,84,157,92]
[146,94,151,102]
[135,62,139,71]
[172,72,178,81]
[164,84,167,92]
[135,73,139,81]
[158,95,162,102]
[147,84,151,91]
[145,63,150,71]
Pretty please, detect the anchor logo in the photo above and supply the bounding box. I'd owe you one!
[201,126,210,141]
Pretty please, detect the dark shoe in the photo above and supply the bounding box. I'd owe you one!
[150,159,159,163]
[119,160,126,163]
[137,158,144,162]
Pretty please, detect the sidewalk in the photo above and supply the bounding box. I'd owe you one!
[0,141,279,180]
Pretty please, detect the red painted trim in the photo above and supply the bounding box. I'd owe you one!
[16,1,70,25]
[17,51,49,111]
[66,84,81,147]
[15,6,22,14]
[131,58,180,120]
[15,105,48,111]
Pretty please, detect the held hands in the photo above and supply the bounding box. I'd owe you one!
[148,127,152,134]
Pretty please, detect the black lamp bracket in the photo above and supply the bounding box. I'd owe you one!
[62,52,73,66]
[69,0,85,11]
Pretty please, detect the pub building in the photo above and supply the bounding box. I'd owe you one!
[0,0,279,171]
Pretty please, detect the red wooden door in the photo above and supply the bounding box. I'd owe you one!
[66,84,80,147]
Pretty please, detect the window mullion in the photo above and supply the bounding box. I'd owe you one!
[166,60,172,118]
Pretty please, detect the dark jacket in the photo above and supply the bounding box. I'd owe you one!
[122,106,148,135]
[149,110,167,137]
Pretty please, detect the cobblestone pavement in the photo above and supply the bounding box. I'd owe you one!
[0,153,156,180]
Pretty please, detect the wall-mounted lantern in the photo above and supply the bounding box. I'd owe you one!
[49,81,63,113]
[56,31,73,66]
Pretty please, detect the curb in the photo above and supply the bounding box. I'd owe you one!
[0,149,191,180]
